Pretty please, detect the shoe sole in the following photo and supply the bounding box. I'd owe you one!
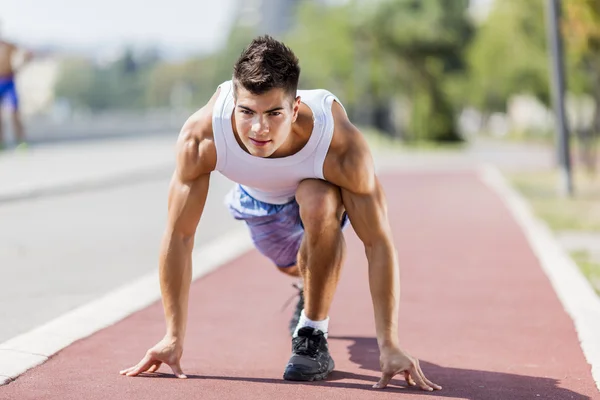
[282,358,335,382]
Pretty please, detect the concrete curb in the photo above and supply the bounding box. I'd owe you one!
[479,164,600,392]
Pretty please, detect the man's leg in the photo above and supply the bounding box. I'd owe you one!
[0,110,4,149]
[6,81,25,145]
[283,179,346,382]
[296,179,346,323]
[11,109,25,145]
[0,81,7,148]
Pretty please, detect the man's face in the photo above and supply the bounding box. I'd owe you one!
[234,86,300,158]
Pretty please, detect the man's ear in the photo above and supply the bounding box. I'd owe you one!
[292,96,301,122]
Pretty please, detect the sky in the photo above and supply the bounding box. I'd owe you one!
[1,0,237,56]
[1,0,494,57]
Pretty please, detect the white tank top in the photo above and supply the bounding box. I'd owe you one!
[212,80,344,204]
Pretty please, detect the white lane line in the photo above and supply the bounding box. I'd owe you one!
[0,228,253,384]
[479,164,600,392]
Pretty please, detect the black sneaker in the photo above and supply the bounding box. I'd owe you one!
[283,326,335,381]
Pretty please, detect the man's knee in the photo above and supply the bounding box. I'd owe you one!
[296,179,343,232]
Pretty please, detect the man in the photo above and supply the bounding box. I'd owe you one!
[0,33,32,149]
[120,35,441,391]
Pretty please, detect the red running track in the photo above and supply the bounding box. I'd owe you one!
[2,170,598,399]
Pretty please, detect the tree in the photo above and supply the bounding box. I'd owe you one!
[213,25,259,87]
[54,58,95,110]
[285,2,358,109]
[55,47,164,111]
[367,0,474,142]
[145,55,219,109]
[564,0,600,173]
[466,0,549,114]
[284,1,395,130]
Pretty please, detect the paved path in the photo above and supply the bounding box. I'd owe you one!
[0,134,554,204]
[1,170,597,399]
[0,135,177,203]
[0,174,238,343]
[0,134,243,343]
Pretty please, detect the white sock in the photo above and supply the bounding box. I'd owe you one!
[293,309,329,338]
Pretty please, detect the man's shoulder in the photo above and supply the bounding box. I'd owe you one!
[176,114,217,179]
[181,107,214,142]
[298,87,343,107]
[324,103,376,194]
[329,101,365,156]
[175,87,223,178]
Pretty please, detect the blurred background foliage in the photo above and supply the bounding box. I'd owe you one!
[51,0,600,151]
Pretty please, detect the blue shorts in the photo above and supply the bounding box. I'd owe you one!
[0,77,19,110]
[225,184,349,268]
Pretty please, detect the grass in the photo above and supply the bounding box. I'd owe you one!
[359,126,466,153]
[482,131,555,146]
[507,169,600,295]
[508,170,600,231]
[570,250,600,295]
[360,127,406,151]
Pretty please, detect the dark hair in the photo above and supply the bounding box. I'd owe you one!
[233,35,300,100]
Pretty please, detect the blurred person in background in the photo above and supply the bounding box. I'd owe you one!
[0,25,33,150]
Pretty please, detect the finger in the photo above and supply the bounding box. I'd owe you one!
[119,364,143,375]
[404,371,416,386]
[119,366,136,375]
[410,366,433,391]
[373,372,393,389]
[418,368,442,390]
[147,361,162,373]
[415,359,442,390]
[169,362,187,379]
[125,355,154,377]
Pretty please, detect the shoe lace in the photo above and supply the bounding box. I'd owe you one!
[292,328,322,357]
[281,281,304,311]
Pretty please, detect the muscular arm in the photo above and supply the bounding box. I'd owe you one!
[157,85,222,343]
[326,104,440,391]
[160,166,209,341]
[160,116,217,342]
[120,91,220,379]
[325,112,399,348]
[342,179,400,348]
